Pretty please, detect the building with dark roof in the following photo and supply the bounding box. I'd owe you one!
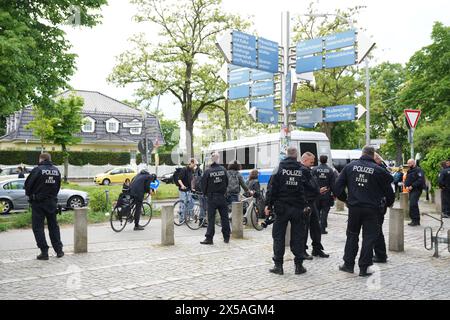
[0,90,164,154]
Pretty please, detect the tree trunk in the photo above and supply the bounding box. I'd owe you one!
[224,99,231,141]
[395,142,403,166]
[185,115,194,160]
[62,144,68,183]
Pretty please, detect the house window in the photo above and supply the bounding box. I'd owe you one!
[106,118,120,133]
[82,117,95,133]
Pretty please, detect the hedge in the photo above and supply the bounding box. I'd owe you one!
[0,150,131,166]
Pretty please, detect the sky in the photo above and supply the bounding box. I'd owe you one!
[64,0,450,121]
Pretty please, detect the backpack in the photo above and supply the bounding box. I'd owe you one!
[193,169,203,191]
[173,167,184,187]
[227,171,241,194]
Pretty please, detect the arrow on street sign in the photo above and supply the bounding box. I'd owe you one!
[219,63,228,83]
[216,32,232,63]
[248,107,257,121]
[356,104,367,120]
[404,109,421,129]
[357,32,376,64]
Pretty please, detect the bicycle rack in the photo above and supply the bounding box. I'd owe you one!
[423,214,450,258]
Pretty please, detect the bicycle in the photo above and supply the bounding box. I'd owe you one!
[173,191,204,230]
[110,193,153,232]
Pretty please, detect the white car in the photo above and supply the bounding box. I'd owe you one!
[0,166,33,182]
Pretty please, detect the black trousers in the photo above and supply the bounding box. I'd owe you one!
[31,199,63,252]
[343,207,379,269]
[134,199,143,226]
[373,207,387,260]
[442,188,450,215]
[304,201,324,252]
[272,202,306,264]
[205,194,230,240]
[409,189,422,222]
[316,198,331,231]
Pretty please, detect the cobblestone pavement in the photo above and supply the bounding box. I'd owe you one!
[0,199,449,300]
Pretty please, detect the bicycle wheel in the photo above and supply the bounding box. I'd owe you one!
[185,203,203,230]
[250,205,264,231]
[173,200,185,226]
[110,206,128,232]
[138,202,153,227]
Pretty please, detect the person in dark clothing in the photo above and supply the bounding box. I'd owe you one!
[226,160,251,205]
[129,170,155,231]
[393,168,404,200]
[177,159,196,223]
[192,163,207,226]
[312,155,336,235]
[200,152,229,245]
[24,153,63,260]
[301,152,329,259]
[404,159,425,226]
[372,153,390,263]
[247,169,264,218]
[438,159,450,219]
[122,178,131,194]
[18,166,25,178]
[334,146,395,277]
[264,147,312,276]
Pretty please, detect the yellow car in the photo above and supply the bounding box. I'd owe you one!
[94,167,137,185]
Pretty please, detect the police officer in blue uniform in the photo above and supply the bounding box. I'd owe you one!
[312,155,336,235]
[438,159,450,218]
[200,152,229,245]
[24,153,63,260]
[129,169,156,231]
[264,147,311,275]
[334,146,395,277]
[404,159,426,226]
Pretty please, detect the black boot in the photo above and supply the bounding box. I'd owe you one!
[37,250,49,261]
[339,264,354,274]
[269,263,284,275]
[359,266,373,277]
[312,249,330,258]
[301,251,313,260]
[200,238,213,245]
[295,262,307,275]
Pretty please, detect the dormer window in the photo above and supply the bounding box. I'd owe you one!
[129,119,142,135]
[106,118,120,133]
[82,116,96,133]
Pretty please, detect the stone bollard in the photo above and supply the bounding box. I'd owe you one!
[285,222,291,247]
[232,202,244,239]
[389,208,404,252]
[400,192,410,220]
[74,208,88,253]
[161,205,174,246]
[434,189,442,213]
[336,200,345,212]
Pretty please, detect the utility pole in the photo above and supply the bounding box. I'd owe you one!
[365,58,371,146]
[280,11,291,159]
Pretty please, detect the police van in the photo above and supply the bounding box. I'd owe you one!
[204,130,332,185]
[330,149,362,173]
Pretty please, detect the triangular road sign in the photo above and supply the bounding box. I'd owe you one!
[404,109,421,129]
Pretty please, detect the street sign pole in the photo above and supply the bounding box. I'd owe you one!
[280,11,290,159]
[365,58,370,146]
[410,128,415,159]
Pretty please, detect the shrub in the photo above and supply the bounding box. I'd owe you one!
[421,147,450,189]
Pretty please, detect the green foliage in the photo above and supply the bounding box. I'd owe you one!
[0,0,107,115]
[421,148,450,188]
[158,119,179,154]
[414,109,450,156]
[88,189,116,212]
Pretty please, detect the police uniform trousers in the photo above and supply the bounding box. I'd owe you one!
[31,198,63,252]
[205,194,230,240]
[344,206,379,268]
[409,189,422,222]
[304,201,324,252]
[316,197,331,232]
[373,206,387,260]
[272,202,306,264]
[442,188,450,216]
[133,199,143,226]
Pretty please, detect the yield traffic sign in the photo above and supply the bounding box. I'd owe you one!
[404,109,421,129]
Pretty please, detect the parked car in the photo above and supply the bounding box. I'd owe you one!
[0,178,89,214]
[94,167,137,185]
[160,172,174,184]
[0,166,33,182]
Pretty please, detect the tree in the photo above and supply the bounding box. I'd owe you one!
[0,0,107,116]
[28,95,84,183]
[291,3,366,148]
[25,107,56,152]
[158,119,179,154]
[108,0,249,158]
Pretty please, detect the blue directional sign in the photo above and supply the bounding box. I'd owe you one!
[296,55,323,74]
[324,30,356,51]
[150,179,160,190]
[298,123,316,129]
[251,70,274,81]
[228,85,250,100]
[251,96,275,109]
[324,49,356,69]
[296,38,323,56]
[232,31,257,69]
[324,105,356,123]
[296,108,323,126]
[251,80,274,97]
[257,108,278,124]
[229,68,250,85]
[257,37,279,73]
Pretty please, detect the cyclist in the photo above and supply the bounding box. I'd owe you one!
[226,160,252,205]
[129,169,155,231]
[176,158,197,223]
[192,162,207,227]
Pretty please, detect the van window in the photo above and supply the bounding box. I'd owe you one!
[237,147,256,170]
[257,142,279,169]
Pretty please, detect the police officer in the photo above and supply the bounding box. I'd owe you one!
[129,169,155,231]
[404,159,425,226]
[373,153,390,263]
[438,159,450,219]
[24,153,63,260]
[200,152,229,245]
[312,155,336,235]
[264,147,310,275]
[334,146,394,277]
[301,152,329,259]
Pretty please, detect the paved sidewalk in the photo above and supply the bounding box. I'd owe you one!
[0,199,448,300]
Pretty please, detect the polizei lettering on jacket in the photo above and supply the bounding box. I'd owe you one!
[352,166,374,175]
[281,169,302,176]
[41,169,60,176]
[210,170,225,184]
